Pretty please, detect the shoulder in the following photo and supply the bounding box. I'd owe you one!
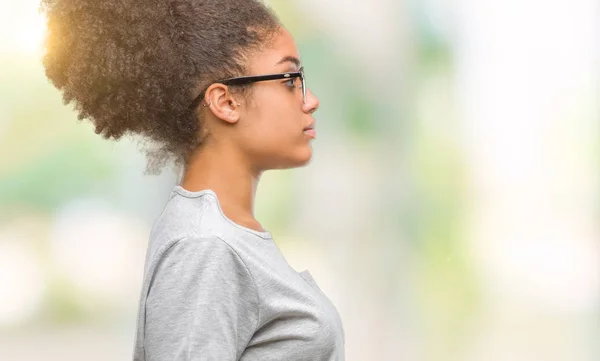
[156,236,247,270]
[146,235,260,309]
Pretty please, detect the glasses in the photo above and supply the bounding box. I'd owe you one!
[189,67,306,111]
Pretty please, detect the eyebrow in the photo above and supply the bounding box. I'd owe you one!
[275,55,301,69]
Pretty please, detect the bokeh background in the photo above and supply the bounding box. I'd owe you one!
[1,0,599,360]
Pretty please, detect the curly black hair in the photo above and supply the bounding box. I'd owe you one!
[40,0,281,174]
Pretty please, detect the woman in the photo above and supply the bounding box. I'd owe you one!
[41,0,345,360]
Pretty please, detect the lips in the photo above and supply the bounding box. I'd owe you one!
[303,121,316,138]
[303,126,317,139]
[303,128,316,139]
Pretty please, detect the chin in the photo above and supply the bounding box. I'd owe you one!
[270,144,313,170]
[293,143,314,167]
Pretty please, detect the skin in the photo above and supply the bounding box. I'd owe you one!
[180,27,320,232]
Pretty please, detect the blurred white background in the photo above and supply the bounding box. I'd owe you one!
[0,0,598,360]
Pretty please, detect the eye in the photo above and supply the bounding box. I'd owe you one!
[283,78,296,88]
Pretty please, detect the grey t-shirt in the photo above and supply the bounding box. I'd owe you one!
[132,186,345,361]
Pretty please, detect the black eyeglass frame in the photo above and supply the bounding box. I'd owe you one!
[189,67,306,111]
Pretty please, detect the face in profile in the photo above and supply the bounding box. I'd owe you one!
[205,27,320,172]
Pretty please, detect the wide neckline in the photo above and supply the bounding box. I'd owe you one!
[172,185,273,239]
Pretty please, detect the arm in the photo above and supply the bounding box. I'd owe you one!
[144,237,259,361]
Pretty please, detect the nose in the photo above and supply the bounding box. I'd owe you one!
[302,88,320,114]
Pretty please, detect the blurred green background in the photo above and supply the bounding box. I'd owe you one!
[1,0,599,360]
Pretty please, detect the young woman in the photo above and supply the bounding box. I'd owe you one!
[41,0,345,359]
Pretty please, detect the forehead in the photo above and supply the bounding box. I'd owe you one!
[248,28,301,73]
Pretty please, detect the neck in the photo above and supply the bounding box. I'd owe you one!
[180,144,264,231]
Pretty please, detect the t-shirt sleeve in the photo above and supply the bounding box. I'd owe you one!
[143,237,259,361]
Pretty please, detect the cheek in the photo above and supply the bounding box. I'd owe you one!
[237,104,313,169]
[238,87,310,165]
[239,107,305,159]
[250,92,302,139]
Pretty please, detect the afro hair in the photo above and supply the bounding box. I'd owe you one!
[40,0,281,174]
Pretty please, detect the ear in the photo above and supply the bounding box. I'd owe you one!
[203,83,243,124]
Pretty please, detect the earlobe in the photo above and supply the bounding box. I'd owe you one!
[227,109,239,121]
